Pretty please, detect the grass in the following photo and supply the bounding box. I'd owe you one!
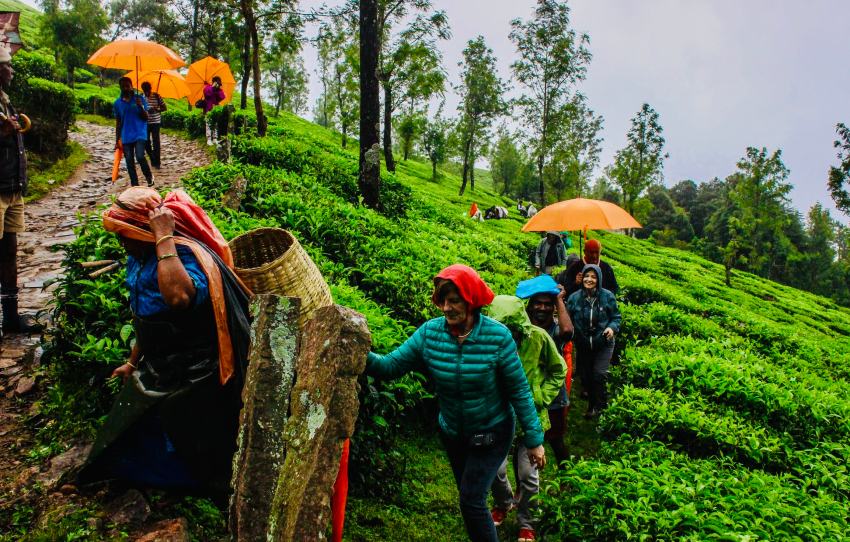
[24,140,87,202]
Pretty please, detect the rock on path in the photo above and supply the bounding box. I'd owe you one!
[0,120,210,504]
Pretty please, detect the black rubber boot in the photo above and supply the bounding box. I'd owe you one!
[1,289,43,334]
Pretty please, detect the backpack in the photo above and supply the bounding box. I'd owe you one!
[194,98,205,110]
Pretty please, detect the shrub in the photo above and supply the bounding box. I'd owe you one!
[14,77,76,157]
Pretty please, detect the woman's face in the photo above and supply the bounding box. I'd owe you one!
[439,290,470,327]
[582,269,598,290]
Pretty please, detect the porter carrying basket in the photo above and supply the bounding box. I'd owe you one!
[228,228,333,323]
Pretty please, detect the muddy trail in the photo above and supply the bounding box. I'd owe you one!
[0,121,211,540]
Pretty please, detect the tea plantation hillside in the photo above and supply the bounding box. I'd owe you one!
[46,107,850,541]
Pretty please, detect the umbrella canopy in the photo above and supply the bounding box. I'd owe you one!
[521,197,642,233]
[124,69,190,100]
[87,40,185,75]
[185,56,235,106]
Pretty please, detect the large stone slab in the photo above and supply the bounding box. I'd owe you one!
[229,295,301,541]
[267,304,370,542]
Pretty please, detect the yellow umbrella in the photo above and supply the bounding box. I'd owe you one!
[124,69,190,100]
[87,40,185,82]
[522,197,642,252]
[185,56,236,106]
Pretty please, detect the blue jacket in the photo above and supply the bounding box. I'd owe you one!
[566,264,622,351]
[367,314,545,448]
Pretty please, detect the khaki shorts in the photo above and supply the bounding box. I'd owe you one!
[0,191,24,238]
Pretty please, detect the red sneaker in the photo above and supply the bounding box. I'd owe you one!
[518,527,536,541]
[491,507,508,527]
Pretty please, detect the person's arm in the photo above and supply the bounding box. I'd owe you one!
[538,335,567,407]
[149,206,196,309]
[111,343,141,381]
[555,285,574,339]
[216,87,225,103]
[135,95,149,121]
[366,325,426,379]
[498,334,544,445]
[158,95,167,112]
[602,292,622,339]
[114,103,122,150]
[534,240,543,268]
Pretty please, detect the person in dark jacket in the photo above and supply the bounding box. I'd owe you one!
[534,231,567,276]
[0,47,41,336]
[556,238,619,297]
[367,264,545,542]
[566,264,621,418]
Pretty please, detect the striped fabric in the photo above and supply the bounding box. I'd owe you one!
[146,92,164,124]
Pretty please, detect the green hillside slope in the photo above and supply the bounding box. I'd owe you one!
[43,107,850,540]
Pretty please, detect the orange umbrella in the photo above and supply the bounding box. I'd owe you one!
[185,56,236,106]
[87,40,185,78]
[522,197,641,233]
[522,197,641,251]
[124,69,190,99]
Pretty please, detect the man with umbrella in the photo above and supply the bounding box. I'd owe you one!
[114,76,154,187]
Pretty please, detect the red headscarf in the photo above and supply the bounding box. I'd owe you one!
[103,187,233,267]
[432,264,495,309]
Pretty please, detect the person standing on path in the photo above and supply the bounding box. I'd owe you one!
[0,47,41,336]
[114,77,153,187]
[141,82,166,169]
[533,231,566,276]
[202,76,225,146]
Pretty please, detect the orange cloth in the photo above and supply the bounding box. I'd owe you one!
[103,187,248,385]
[112,143,123,183]
[469,202,478,218]
[331,438,350,542]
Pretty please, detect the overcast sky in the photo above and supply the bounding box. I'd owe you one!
[298,0,850,225]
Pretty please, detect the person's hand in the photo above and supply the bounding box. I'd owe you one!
[603,327,615,340]
[111,362,136,382]
[527,445,546,469]
[135,95,144,107]
[115,140,122,151]
[575,272,583,285]
[148,206,176,239]
[557,284,567,302]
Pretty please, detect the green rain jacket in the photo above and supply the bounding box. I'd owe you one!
[367,314,545,448]
[485,295,567,432]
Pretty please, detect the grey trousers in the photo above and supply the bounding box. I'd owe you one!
[490,443,538,530]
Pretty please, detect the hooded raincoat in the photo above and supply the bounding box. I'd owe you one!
[566,263,621,351]
[486,295,566,432]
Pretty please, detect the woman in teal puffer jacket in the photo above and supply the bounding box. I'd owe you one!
[367,264,545,542]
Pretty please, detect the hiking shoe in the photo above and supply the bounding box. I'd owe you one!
[147,175,155,187]
[518,528,536,541]
[491,506,513,527]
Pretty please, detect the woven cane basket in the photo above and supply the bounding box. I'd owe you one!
[228,228,333,323]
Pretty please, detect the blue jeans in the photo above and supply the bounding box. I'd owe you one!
[440,417,514,542]
[123,139,152,186]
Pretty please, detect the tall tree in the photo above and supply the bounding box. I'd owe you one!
[263,18,307,116]
[638,185,694,244]
[421,108,449,180]
[610,103,668,216]
[510,0,591,205]
[377,0,449,172]
[40,0,108,86]
[316,11,360,148]
[828,122,850,216]
[545,94,603,201]
[456,36,506,195]
[490,129,525,196]
[705,147,792,284]
[396,110,425,161]
[359,0,381,208]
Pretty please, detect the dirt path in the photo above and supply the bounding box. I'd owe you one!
[0,121,211,525]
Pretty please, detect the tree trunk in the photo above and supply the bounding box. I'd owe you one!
[335,69,347,148]
[382,84,395,172]
[432,160,437,180]
[470,157,475,191]
[240,31,250,110]
[189,0,200,62]
[241,0,267,137]
[459,134,472,196]
[359,0,381,209]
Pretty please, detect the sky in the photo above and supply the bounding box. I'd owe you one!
[297,0,850,225]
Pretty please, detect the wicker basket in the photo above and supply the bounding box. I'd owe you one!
[229,228,333,323]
